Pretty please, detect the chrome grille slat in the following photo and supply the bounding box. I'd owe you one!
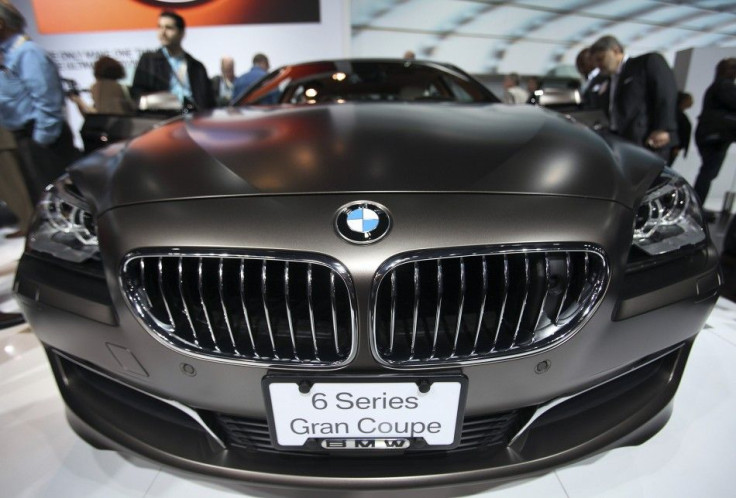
[239,260,258,357]
[471,257,488,354]
[198,258,220,352]
[178,258,199,346]
[330,273,340,356]
[307,264,319,360]
[373,247,608,366]
[533,254,550,333]
[491,255,509,351]
[219,259,240,355]
[283,262,298,359]
[431,260,443,358]
[410,263,420,358]
[157,258,175,331]
[451,257,466,357]
[554,253,571,325]
[511,255,530,347]
[579,253,590,305]
[389,272,397,354]
[122,252,355,367]
[261,261,278,358]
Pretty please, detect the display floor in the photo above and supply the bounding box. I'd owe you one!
[2,230,736,498]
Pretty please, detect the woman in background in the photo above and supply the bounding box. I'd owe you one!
[70,56,135,115]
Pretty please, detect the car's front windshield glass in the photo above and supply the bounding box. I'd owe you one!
[237,61,498,105]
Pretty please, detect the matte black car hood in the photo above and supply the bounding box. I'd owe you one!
[71,103,662,213]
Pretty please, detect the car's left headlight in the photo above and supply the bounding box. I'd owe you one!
[632,170,706,256]
[27,175,100,264]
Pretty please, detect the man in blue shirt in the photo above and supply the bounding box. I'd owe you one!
[232,53,274,102]
[0,3,79,205]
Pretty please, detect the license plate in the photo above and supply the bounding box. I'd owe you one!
[263,376,467,450]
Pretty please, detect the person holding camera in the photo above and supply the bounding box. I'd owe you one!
[0,3,79,207]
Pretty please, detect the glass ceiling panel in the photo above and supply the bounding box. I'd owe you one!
[365,0,485,31]
[636,5,711,24]
[510,0,608,10]
[689,0,736,9]
[680,13,735,30]
[578,0,661,18]
[351,30,435,58]
[432,38,502,73]
[351,0,399,25]
[497,40,561,74]
[526,15,608,41]
[634,28,706,49]
[456,6,554,37]
[670,32,733,51]
[576,22,656,47]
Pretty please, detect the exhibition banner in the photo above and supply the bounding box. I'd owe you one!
[31,0,320,34]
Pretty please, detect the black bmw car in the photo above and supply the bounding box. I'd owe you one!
[14,59,720,489]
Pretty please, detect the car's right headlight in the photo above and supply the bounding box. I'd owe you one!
[632,169,706,256]
[26,175,100,264]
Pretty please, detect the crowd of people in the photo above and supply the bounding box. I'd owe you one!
[2,3,736,239]
[504,35,736,217]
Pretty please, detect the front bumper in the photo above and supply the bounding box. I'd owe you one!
[49,340,688,488]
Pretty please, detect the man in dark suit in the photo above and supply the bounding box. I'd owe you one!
[576,47,606,110]
[131,11,215,111]
[693,58,736,207]
[590,35,678,161]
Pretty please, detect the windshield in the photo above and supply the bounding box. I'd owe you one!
[233,60,499,105]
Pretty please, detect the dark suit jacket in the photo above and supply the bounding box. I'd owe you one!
[607,53,678,148]
[695,77,736,144]
[581,72,608,111]
[131,49,215,110]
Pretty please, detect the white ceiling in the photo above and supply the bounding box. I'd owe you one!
[351,0,736,75]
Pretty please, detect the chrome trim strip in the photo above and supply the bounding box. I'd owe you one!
[120,249,358,370]
[369,243,610,369]
[508,345,682,447]
[55,350,226,449]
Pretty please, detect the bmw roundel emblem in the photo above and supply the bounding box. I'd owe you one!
[335,202,391,244]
